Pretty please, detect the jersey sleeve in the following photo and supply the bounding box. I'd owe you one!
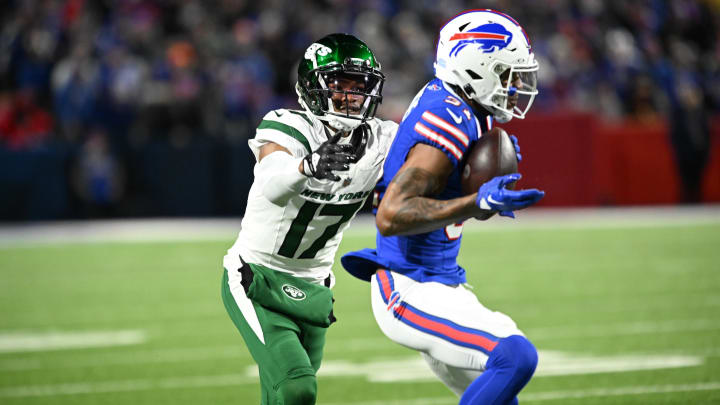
[249,110,314,160]
[409,106,476,168]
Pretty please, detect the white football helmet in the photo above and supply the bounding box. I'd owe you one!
[434,9,539,123]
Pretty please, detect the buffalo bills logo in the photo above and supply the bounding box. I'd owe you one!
[449,23,513,57]
[427,84,441,91]
[387,291,402,312]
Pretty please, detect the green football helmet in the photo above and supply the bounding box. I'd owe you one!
[296,33,384,131]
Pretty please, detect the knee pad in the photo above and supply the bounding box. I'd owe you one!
[276,374,317,405]
[487,335,538,382]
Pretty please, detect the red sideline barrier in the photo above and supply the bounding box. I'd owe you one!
[501,113,720,206]
[501,113,597,206]
[702,118,720,201]
[593,119,680,205]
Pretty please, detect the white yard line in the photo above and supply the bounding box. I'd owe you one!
[1,317,718,369]
[529,318,720,340]
[322,382,720,405]
[0,218,242,247]
[0,345,246,371]
[306,351,701,383]
[521,382,720,402]
[1,372,717,401]
[0,330,146,353]
[0,374,253,398]
[1,206,718,247]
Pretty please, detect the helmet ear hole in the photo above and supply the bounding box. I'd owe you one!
[463,83,475,97]
[495,64,510,76]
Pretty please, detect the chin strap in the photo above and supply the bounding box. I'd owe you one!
[323,115,364,132]
[348,123,369,162]
[491,110,513,123]
[297,92,364,133]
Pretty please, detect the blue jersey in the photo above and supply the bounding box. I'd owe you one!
[342,78,493,285]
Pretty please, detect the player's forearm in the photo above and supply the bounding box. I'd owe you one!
[376,167,489,236]
[377,193,481,236]
[257,151,308,206]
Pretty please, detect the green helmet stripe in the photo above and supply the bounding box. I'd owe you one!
[257,120,311,153]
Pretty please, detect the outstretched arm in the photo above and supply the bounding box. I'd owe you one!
[256,132,356,206]
[376,143,490,236]
[255,142,308,206]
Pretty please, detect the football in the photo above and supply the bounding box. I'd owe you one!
[461,126,518,201]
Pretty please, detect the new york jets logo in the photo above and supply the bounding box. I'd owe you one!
[305,43,332,69]
[282,284,307,301]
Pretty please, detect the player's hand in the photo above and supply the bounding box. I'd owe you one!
[302,130,356,181]
[476,173,544,218]
[509,134,522,162]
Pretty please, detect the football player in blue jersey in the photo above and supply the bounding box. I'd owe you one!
[342,10,545,405]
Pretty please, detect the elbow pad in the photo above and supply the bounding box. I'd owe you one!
[257,151,308,205]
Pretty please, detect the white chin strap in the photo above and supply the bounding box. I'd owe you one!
[322,115,363,132]
[296,85,364,132]
[490,108,513,123]
[476,92,514,123]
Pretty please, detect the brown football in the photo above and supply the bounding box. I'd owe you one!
[461,127,518,218]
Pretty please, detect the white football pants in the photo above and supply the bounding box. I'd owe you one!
[371,269,524,396]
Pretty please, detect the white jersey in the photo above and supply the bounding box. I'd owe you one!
[226,109,397,285]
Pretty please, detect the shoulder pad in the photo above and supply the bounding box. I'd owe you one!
[261,109,315,130]
[256,109,314,154]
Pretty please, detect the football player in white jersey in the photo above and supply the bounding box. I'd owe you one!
[221,33,397,405]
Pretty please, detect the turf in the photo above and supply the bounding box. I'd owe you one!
[0,219,719,404]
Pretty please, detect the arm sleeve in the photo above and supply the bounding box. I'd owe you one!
[256,151,308,206]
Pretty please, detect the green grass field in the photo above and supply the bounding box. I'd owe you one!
[1,212,719,404]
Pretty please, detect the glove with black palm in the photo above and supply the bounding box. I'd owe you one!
[302,130,356,181]
[347,123,369,163]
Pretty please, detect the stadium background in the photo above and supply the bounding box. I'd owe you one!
[1,0,719,220]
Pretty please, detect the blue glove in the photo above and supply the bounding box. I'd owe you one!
[509,134,522,162]
[476,173,544,218]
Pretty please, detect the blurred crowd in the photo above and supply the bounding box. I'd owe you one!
[1,0,719,217]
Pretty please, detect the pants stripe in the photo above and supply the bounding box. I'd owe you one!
[376,269,394,304]
[393,302,498,353]
[224,269,265,344]
[376,270,499,354]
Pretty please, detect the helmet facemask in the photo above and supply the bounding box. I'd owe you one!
[483,61,538,123]
[298,61,384,131]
